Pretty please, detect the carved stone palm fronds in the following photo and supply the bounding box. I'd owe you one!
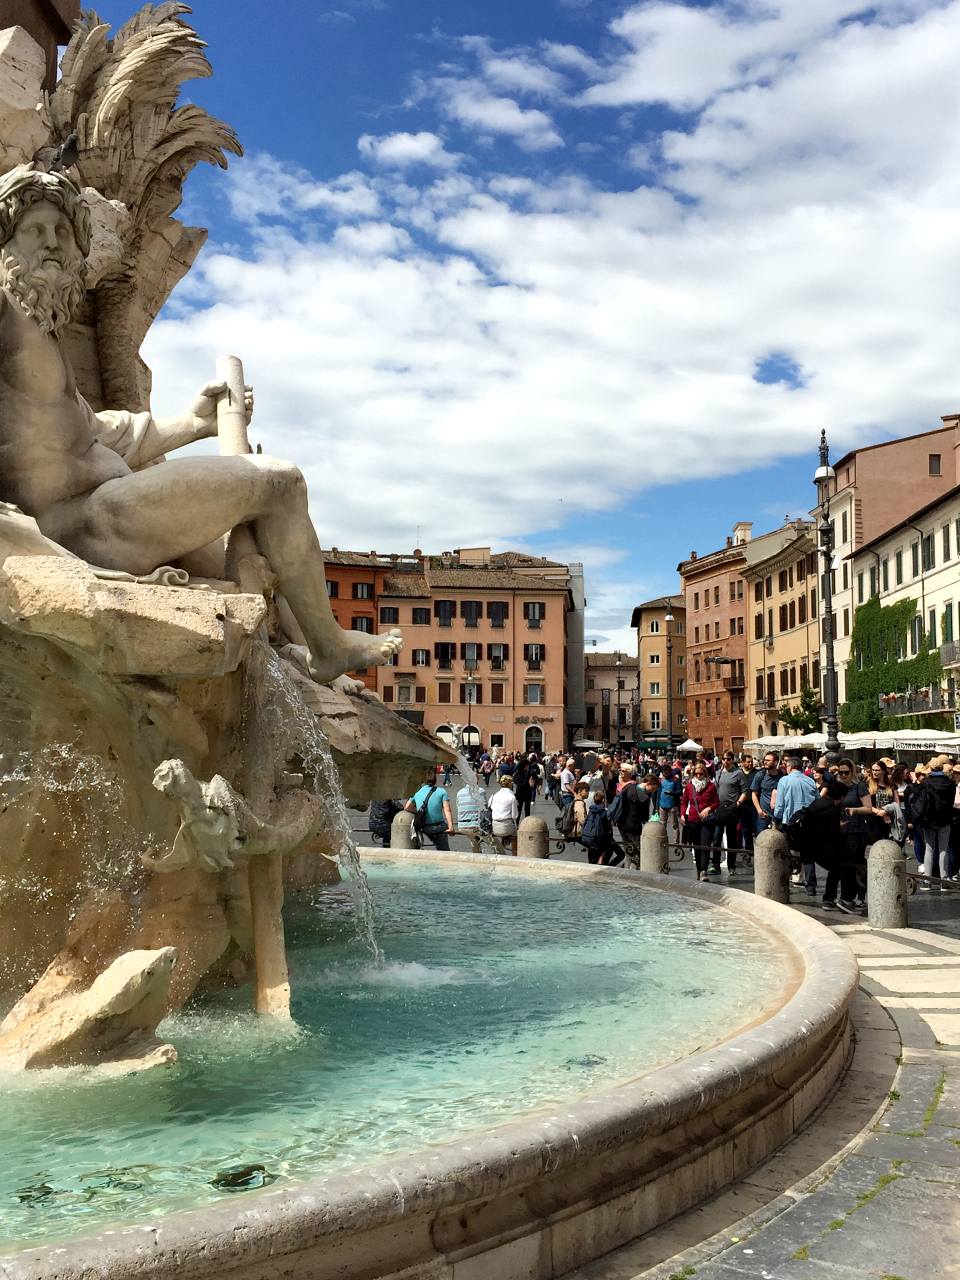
[41,4,242,411]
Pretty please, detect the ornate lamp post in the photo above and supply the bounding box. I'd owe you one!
[814,430,841,758]
[664,609,675,754]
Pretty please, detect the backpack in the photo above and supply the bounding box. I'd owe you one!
[413,785,439,841]
[556,801,578,839]
[580,805,611,851]
[479,805,493,835]
[784,806,810,854]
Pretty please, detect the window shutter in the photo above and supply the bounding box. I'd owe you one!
[503,644,509,659]
[540,643,546,659]
[486,643,493,660]
[415,686,425,703]
[383,687,394,703]
[460,643,468,660]
[523,644,530,659]
[434,643,441,658]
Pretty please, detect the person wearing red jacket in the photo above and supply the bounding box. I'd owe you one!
[680,762,720,881]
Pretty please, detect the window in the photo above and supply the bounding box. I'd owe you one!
[944,603,954,644]
[396,684,411,704]
[491,683,504,705]
[881,558,889,592]
[586,705,596,726]
[869,566,878,598]
[379,606,399,624]
[929,608,937,650]
[910,614,922,655]
[800,661,808,687]
[895,550,903,585]
[842,562,848,591]
[490,734,504,748]
[461,600,482,628]
[737,580,743,599]
[461,682,481,705]
[843,608,850,636]
[780,668,789,696]
[413,648,430,666]
[415,686,425,703]
[857,572,864,604]
[789,665,797,695]
[524,643,545,671]
[412,607,430,625]
[587,677,595,689]
[487,601,508,628]
[695,660,702,683]
[798,594,807,624]
[714,621,720,639]
[523,601,545,628]
[694,592,700,609]
[911,542,920,577]
[797,558,806,581]
[461,642,481,668]
[922,534,934,572]
[694,626,700,643]
[649,681,661,695]
[779,604,788,631]
[352,582,373,600]
[778,570,788,593]
[765,576,772,598]
[488,643,508,670]
[841,510,848,544]
[714,585,720,605]
[754,613,764,639]
[650,711,661,730]
[438,682,451,704]
[435,599,456,627]
[944,524,952,561]
[729,582,736,602]
[435,642,456,669]
[677,678,685,695]
[754,581,763,603]
[650,652,661,664]
[694,700,701,717]
[616,679,625,691]
[382,686,394,703]
[768,607,773,635]
[352,617,374,633]
[730,617,737,636]
[929,453,942,476]
[523,683,542,705]
[325,579,338,598]
[650,619,660,633]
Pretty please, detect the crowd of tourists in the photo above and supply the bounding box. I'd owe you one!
[368,745,960,910]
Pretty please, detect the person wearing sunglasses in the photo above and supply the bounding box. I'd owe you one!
[835,757,870,908]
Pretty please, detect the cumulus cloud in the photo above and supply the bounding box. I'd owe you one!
[358,131,460,169]
[143,1,960,638]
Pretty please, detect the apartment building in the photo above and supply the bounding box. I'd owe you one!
[741,521,820,739]
[629,596,687,744]
[848,484,960,722]
[375,560,571,754]
[678,524,752,755]
[815,417,960,705]
[323,550,421,690]
[583,652,632,743]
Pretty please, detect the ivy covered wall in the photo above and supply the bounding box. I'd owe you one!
[840,596,943,732]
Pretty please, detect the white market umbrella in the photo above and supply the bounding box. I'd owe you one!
[676,738,704,753]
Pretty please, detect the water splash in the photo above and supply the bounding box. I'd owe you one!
[261,654,384,965]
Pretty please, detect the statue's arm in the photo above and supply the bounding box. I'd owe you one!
[85,382,253,468]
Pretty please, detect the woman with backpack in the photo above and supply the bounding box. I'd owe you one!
[679,762,719,881]
[580,789,620,866]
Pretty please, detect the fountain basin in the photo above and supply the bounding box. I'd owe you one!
[1,853,857,1280]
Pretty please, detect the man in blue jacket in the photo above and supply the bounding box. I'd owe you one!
[774,755,818,895]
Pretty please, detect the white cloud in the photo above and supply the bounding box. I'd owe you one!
[143,3,960,642]
[357,131,460,169]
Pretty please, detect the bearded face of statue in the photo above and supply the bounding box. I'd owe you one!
[0,201,86,338]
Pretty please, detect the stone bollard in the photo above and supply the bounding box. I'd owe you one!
[868,839,908,929]
[639,820,669,874]
[391,810,415,849]
[518,816,549,858]
[754,828,791,903]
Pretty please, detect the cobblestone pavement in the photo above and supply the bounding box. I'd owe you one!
[352,777,960,1280]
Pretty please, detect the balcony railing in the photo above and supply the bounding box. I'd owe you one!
[941,642,960,669]
[879,685,957,716]
[526,617,542,629]
[526,661,542,673]
[722,674,745,690]
[437,659,453,671]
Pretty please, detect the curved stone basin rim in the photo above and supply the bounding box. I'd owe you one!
[1,851,859,1280]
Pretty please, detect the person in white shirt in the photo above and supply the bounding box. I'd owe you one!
[559,757,577,808]
[488,776,520,855]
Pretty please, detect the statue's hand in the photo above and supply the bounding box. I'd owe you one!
[188,380,255,439]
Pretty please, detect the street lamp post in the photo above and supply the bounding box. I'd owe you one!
[615,652,622,745]
[814,429,841,758]
[664,610,674,755]
[465,663,477,756]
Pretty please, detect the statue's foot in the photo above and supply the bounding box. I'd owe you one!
[330,673,366,696]
[307,629,403,685]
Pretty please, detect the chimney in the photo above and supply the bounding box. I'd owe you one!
[726,535,733,547]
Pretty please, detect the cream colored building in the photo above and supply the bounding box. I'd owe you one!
[584,652,632,743]
[742,521,820,739]
[630,596,687,745]
[848,483,960,722]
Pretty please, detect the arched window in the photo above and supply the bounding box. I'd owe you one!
[525,725,544,754]
[769,720,778,735]
[650,620,660,634]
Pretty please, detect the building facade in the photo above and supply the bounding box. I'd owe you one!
[630,596,687,744]
[375,562,571,754]
[678,523,752,755]
[815,418,960,707]
[583,652,632,743]
[847,483,960,725]
[322,550,421,691]
[741,522,820,739]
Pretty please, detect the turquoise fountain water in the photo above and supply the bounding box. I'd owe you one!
[0,859,793,1253]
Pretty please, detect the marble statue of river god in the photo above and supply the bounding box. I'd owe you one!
[0,163,402,686]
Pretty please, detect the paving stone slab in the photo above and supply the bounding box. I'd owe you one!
[854,1130,960,1168]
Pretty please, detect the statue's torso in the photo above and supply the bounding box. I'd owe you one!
[0,291,130,516]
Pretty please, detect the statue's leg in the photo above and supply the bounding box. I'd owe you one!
[39,456,402,682]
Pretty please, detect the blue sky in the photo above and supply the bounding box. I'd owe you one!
[88,1,960,650]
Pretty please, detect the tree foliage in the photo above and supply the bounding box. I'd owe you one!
[779,684,821,733]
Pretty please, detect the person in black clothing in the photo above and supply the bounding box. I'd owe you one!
[368,798,403,847]
[835,757,870,906]
[514,753,534,820]
[801,780,860,909]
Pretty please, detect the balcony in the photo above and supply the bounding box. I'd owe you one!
[755,696,778,712]
[879,685,957,716]
[722,674,745,691]
[941,642,960,669]
[526,661,542,673]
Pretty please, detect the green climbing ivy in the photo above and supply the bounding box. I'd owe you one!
[840,596,943,732]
